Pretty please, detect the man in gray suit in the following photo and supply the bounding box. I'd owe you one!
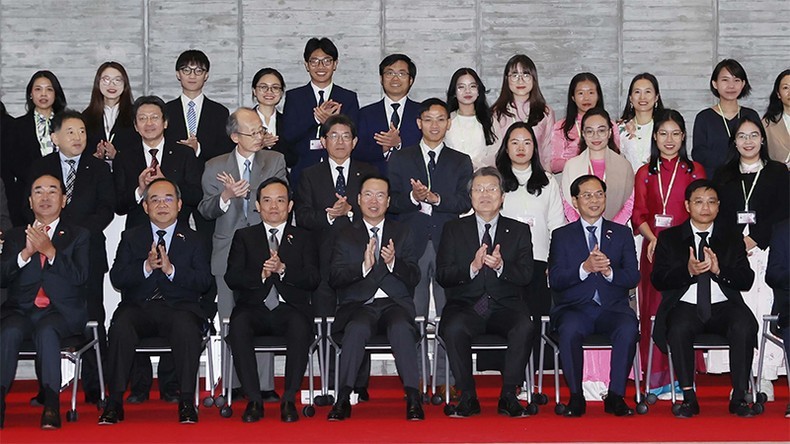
[199,107,287,400]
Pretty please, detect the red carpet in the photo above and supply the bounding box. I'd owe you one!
[1,374,788,443]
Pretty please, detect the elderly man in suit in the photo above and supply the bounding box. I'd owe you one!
[437,167,536,418]
[549,175,640,417]
[225,177,319,423]
[355,54,422,175]
[326,175,423,421]
[652,179,758,418]
[1,174,90,429]
[100,178,212,425]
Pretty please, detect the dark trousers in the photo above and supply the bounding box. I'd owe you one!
[555,303,638,396]
[80,269,107,396]
[440,304,535,394]
[1,309,72,408]
[336,299,419,391]
[666,301,757,392]
[107,301,203,403]
[227,303,312,403]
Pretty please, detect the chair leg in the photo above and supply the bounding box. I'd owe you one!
[94,340,106,405]
[71,354,81,414]
[667,345,677,404]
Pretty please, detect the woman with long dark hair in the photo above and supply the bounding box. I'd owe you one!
[15,70,67,160]
[83,61,136,162]
[762,69,790,168]
[445,67,496,169]
[618,73,665,171]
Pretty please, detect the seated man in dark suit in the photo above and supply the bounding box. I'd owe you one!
[652,179,758,418]
[326,175,423,421]
[437,167,535,418]
[766,218,789,418]
[225,177,320,423]
[355,54,422,175]
[549,175,640,417]
[99,178,212,425]
[1,174,90,429]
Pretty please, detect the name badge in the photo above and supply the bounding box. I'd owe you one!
[737,211,757,225]
[309,139,324,151]
[654,214,674,228]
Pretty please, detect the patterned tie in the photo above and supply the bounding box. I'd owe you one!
[318,90,325,106]
[474,222,493,316]
[335,166,346,197]
[187,100,197,136]
[586,226,602,305]
[370,227,380,263]
[696,232,712,321]
[264,228,280,310]
[482,223,493,254]
[65,159,77,204]
[149,230,167,301]
[390,103,401,129]
[34,226,52,308]
[149,148,159,170]
[242,159,252,217]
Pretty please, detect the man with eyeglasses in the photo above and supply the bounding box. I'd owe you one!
[549,174,640,417]
[436,167,536,418]
[652,179,758,418]
[100,178,212,425]
[199,107,287,402]
[355,54,422,175]
[282,37,360,188]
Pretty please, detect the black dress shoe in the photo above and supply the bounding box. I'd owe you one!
[449,396,481,418]
[41,407,61,430]
[327,399,351,421]
[30,391,45,407]
[178,401,199,424]
[261,390,280,403]
[281,401,299,423]
[498,393,529,417]
[729,400,755,417]
[98,402,125,425]
[354,387,370,402]
[160,391,180,403]
[126,392,149,404]
[241,401,263,423]
[564,393,586,417]
[674,400,700,418]
[603,394,634,416]
[405,388,424,421]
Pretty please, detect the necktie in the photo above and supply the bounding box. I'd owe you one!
[264,228,280,310]
[696,232,712,322]
[335,166,346,197]
[242,159,252,217]
[482,223,493,254]
[65,159,76,204]
[390,103,401,128]
[586,226,602,305]
[427,151,436,188]
[149,148,159,170]
[150,230,167,301]
[474,223,492,316]
[187,100,197,136]
[318,90,325,106]
[370,227,380,263]
[34,226,52,308]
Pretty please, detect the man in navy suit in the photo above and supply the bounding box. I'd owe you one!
[282,37,360,187]
[387,98,473,399]
[1,174,90,429]
[766,218,789,418]
[549,175,640,417]
[100,178,212,425]
[355,54,422,175]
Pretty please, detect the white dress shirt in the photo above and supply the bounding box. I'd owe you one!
[679,222,728,305]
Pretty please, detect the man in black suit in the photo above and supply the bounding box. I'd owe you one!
[1,174,90,429]
[766,218,789,418]
[225,177,319,423]
[326,175,424,421]
[100,178,212,425]
[652,179,758,418]
[28,110,114,404]
[355,54,422,175]
[436,167,535,418]
[387,98,473,399]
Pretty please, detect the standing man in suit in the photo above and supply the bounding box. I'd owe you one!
[549,175,640,417]
[387,97,473,399]
[652,179,758,418]
[100,178,212,425]
[199,107,287,401]
[28,110,114,404]
[355,54,422,175]
[1,174,89,429]
[226,177,319,423]
[437,167,535,418]
[326,175,424,421]
[282,37,360,187]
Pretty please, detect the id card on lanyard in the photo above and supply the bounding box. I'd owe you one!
[654,159,680,228]
[738,167,761,225]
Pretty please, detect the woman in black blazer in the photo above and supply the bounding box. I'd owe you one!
[251,67,293,165]
[82,61,137,164]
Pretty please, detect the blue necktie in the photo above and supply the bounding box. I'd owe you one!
[242,159,251,217]
[187,100,197,136]
[335,166,346,197]
[586,226,602,305]
[390,103,401,128]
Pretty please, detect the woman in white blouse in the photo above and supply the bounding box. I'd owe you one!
[617,73,665,172]
[251,67,291,163]
[445,67,497,170]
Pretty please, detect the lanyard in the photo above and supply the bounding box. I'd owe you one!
[740,167,762,211]
[574,119,581,141]
[717,103,740,138]
[657,158,680,214]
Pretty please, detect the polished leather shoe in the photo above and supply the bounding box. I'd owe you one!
[126,392,149,404]
[29,391,45,407]
[674,400,700,418]
[405,389,424,421]
[498,393,529,417]
[160,391,180,403]
[261,390,280,403]
[603,394,634,416]
[241,401,263,423]
[449,396,481,418]
[281,401,299,423]
[327,399,351,421]
[729,400,755,417]
[354,387,370,402]
[178,401,198,424]
[40,407,61,430]
[564,393,586,417]
[98,402,124,425]
[436,384,460,402]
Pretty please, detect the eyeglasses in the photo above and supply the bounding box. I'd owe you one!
[456,83,479,91]
[383,70,409,79]
[471,185,500,194]
[255,84,283,94]
[656,130,683,139]
[136,114,162,123]
[508,72,532,82]
[578,190,605,201]
[179,66,206,76]
[100,76,124,86]
[325,132,354,142]
[149,196,176,205]
[308,57,334,67]
[735,131,761,142]
[361,191,388,201]
[690,199,719,207]
[237,128,267,138]
[583,128,610,138]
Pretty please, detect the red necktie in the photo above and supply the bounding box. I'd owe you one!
[34,226,51,309]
